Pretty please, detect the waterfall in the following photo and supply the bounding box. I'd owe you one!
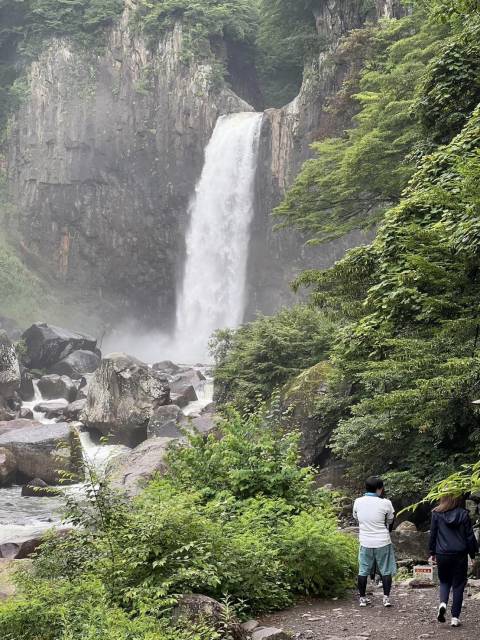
[173,112,263,362]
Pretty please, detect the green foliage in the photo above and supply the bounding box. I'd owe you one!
[131,0,258,62]
[210,305,335,411]
[274,12,447,241]
[293,105,480,485]
[0,0,124,137]
[166,404,317,506]
[0,576,219,640]
[415,20,480,142]
[12,404,356,636]
[255,0,319,107]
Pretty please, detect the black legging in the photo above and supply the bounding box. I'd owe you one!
[437,553,468,618]
[358,574,392,597]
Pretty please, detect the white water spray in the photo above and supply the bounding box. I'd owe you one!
[172,112,263,362]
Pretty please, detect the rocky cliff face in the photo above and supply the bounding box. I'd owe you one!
[245,0,405,317]
[8,11,251,331]
[8,1,406,332]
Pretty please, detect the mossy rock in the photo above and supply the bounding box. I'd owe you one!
[283,361,333,418]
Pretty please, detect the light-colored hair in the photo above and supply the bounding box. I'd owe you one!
[433,495,463,513]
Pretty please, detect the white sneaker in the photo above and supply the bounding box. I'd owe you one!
[383,595,392,607]
[437,603,447,623]
[359,597,370,607]
[451,617,461,627]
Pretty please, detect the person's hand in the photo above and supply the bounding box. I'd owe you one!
[429,555,436,565]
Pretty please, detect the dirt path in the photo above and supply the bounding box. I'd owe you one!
[259,582,480,640]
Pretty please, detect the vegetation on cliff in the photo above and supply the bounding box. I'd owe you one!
[217,0,480,494]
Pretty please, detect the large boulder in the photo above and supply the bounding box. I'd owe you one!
[64,399,87,421]
[109,436,176,496]
[147,405,186,439]
[0,528,71,560]
[391,527,430,563]
[21,323,97,370]
[0,421,82,484]
[37,375,77,402]
[173,595,247,640]
[170,369,203,405]
[18,368,35,402]
[152,360,182,375]
[49,350,101,379]
[0,418,42,436]
[0,331,20,400]
[33,401,69,420]
[189,414,217,436]
[21,477,60,497]
[0,447,17,485]
[81,353,170,446]
[281,361,349,466]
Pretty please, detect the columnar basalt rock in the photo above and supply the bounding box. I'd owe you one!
[245,0,403,317]
[8,13,252,330]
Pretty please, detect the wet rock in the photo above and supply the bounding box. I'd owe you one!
[33,401,68,420]
[37,375,77,402]
[170,392,191,408]
[19,408,33,420]
[0,331,20,400]
[0,421,82,484]
[0,528,71,560]
[109,436,177,496]
[0,418,43,436]
[173,594,247,640]
[189,413,216,435]
[169,369,204,405]
[152,360,182,375]
[81,353,170,446]
[147,405,186,439]
[21,477,60,497]
[21,323,97,370]
[201,402,216,415]
[0,447,17,485]
[49,349,101,380]
[19,368,35,402]
[0,405,15,422]
[64,399,87,421]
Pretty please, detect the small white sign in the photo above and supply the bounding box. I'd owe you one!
[413,565,435,582]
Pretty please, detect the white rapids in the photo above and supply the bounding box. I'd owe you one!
[173,111,263,362]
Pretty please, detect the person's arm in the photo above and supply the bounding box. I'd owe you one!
[463,512,479,559]
[429,512,438,559]
[386,500,395,531]
[353,499,358,522]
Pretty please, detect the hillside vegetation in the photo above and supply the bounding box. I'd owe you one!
[215,0,480,498]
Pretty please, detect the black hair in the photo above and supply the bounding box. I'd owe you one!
[365,476,384,493]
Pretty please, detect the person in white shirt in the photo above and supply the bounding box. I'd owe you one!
[353,476,396,607]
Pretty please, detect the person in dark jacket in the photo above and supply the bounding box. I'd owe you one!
[429,494,479,628]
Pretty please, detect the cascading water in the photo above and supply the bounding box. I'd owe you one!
[173,112,263,362]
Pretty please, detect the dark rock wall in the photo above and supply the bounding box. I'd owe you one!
[8,15,251,331]
[8,1,407,330]
[245,0,402,317]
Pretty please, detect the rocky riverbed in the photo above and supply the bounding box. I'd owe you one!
[0,321,216,558]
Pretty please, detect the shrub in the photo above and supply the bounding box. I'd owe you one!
[210,305,335,412]
[25,404,357,623]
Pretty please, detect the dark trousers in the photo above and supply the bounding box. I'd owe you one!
[436,553,468,618]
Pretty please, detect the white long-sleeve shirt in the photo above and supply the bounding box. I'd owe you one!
[353,495,395,548]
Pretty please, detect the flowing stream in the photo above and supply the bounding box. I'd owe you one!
[173,112,263,362]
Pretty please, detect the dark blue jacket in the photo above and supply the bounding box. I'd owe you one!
[429,507,479,559]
